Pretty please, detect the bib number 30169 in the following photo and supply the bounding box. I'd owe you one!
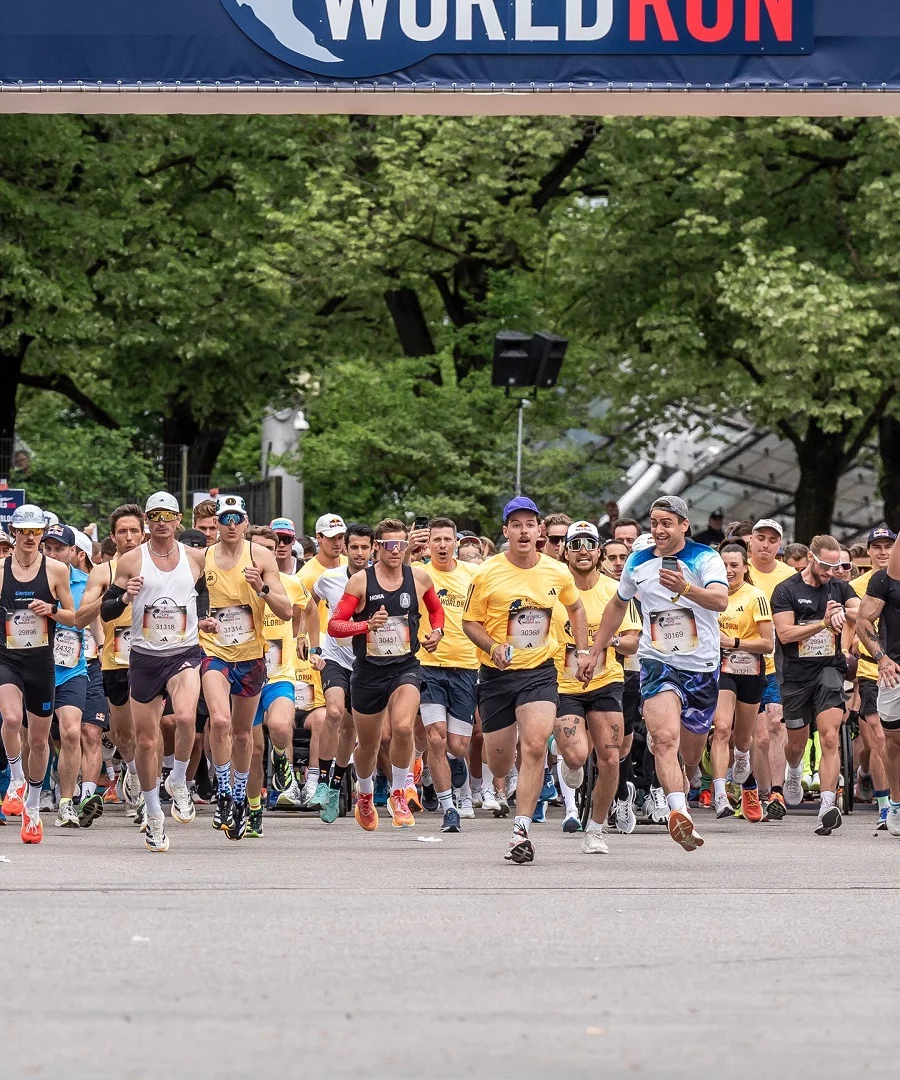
[649,608,699,655]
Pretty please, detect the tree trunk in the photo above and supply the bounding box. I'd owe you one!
[161,394,229,489]
[879,414,900,532]
[0,346,24,474]
[791,427,847,542]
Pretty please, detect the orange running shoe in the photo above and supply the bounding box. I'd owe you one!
[667,808,704,851]
[741,786,763,823]
[413,757,423,786]
[21,811,43,844]
[103,785,121,804]
[2,778,26,817]
[698,789,712,809]
[354,792,379,832]
[405,784,423,812]
[388,789,415,828]
[763,791,787,822]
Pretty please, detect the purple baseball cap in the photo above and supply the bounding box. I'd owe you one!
[502,496,541,523]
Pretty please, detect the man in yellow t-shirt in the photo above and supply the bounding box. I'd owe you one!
[413,517,478,833]
[551,521,641,850]
[463,496,589,865]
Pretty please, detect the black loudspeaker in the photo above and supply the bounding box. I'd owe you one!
[531,332,568,389]
[491,331,536,388]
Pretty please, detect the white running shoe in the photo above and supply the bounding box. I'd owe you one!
[276,779,304,809]
[481,788,500,813]
[561,761,585,790]
[54,800,80,828]
[581,829,610,854]
[301,777,318,806]
[887,805,900,837]
[471,787,484,809]
[506,771,518,799]
[732,753,752,786]
[40,789,56,813]
[123,770,142,809]
[458,796,475,819]
[493,790,510,818]
[714,792,732,819]
[783,773,804,807]
[649,786,668,824]
[165,775,196,824]
[144,813,170,852]
[614,782,637,834]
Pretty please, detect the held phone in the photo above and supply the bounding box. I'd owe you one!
[413,516,429,531]
[661,556,679,573]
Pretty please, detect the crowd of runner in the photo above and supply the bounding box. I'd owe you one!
[1,489,898,863]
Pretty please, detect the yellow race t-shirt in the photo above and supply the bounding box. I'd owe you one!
[262,574,310,684]
[552,574,641,695]
[414,559,478,670]
[718,582,772,678]
[749,559,795,676]
[299,555,349,633]
[463,553,578,671]
[852,569,878,681]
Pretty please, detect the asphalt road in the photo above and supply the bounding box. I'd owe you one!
[2,800,898,1079]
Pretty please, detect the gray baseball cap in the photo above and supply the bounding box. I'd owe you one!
[650,496,689,520]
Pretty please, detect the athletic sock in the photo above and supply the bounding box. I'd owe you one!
[556,761,577,815]
[617,755,633,800]
[81,782,97,800]
[713,778,726,800]
[171,759,189,785]
[214,761,232,797]
[248,796,261,811]
[125,758,138,775]
[26,780,42,812]
[357,774,374,795]
[586,818,604,834]
[437,789,454,811]
[820,790,836,812]
[482,765,494,790]
[8,754,24,782]
[875,789,889,812]
[666,791,687,813]
[741,773,757,791]
[307,768,320,786]
[392,766,408,794]
[788,763,803,780]
[273,746,288,759]
[233,768,249,804]
[143,787,162,817]
[163,754,175,770]
[328,764,347,791]
[513,814,531,835]
[318,758,332,780]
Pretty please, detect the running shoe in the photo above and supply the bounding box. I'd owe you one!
[856,770,875,802]
[165,776,196,824]
[21,809,43,844]
[355,792,379,831]
[40,789,56,813]
[458,795,475,820]
[159,767,172,804]
[388,789,415,828]
[725,781,741,808]
[55,799,80,829]
[441,807,461,833]
[732,753,752,786]
[886,804,900,836]
[540,767,556,802]
[404,785,422,813]
[449,757,468,790]
[214,793,234,832]
[103,785,121,804]
[134,798,146,831]
[815,804,842,836]
[560,761,585,790]
[493,790,510,818]
[421,783,439,812]
[373,774,389,807]
[271,751,294,794]
[532,801,546,824]
[562,810,582,833]
[77,793,104,828]
[123,770,142,809]
[115,770,125,803]
[506,770,518,800]
[667,808,704,851]
[649,787,668,824]
[275,779,303,809]
[307,781,329,811]
[783,774,804,808]
[2,778,26,818]
[504,822,534,864]
[247,807,264,838]
[144,813,170,853]
[225,799,248,840]
[580,829,609,854]
[698,789,712,809]
[0,808,6,826]
[810,772,821,793]
[319,786,341,824]
[741,785,763,823]
[877,806,888,831]
[301,776,319,807]
[763,792,787,821]
[481,788,500,813]
[471,787,484,809]
[614,782,637,834]
[714,792,732,818]
[413,757,423,786]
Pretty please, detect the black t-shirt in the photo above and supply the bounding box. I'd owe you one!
[866,570,900,663]
[771,572,856,681]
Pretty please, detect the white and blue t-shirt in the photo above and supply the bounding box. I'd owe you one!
[617,540,727,673]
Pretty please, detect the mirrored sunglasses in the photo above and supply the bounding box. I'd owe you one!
[147,509,178,523]
[218,512,245,527]
[377,539,409,553]
[14,527,44,537]
[568,537,600,552]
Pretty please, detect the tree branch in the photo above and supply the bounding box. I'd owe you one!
[845,381,899,461]
[731,354,800,443]
[19,373,120,430]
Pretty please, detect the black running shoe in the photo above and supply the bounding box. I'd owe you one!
[159,767,172,804]
[214,793,234,832]
[247,806,264,838]
[225,798,248,841]
[271,751,293,794]
[504,823,535,864]
[77,792,104,828]
[421,783,439,812]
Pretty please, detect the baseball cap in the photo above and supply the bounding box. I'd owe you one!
[215,494,247,519]
[44,511,59,527]
[650,496,689,520]
[43,523,75,547]
[179,529,208,550]
[868,527,897,545]
[0,528,11,544]
[566,520,600,543]
[10,504,46,530]
[270,517,296,537]
[502,496,541,523]
[315,513,347,538]
[632,533,656,552]
[72,529,94,562]
[145,491,180,514]
[710,507,725,519]
[752,518,784,538]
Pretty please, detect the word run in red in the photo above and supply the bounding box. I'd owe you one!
[630,0,794,43]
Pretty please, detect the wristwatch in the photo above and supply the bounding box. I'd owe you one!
[259,584,270,596]
[610,635,621,650]
[309,647,322,656]
[50,600,59,616]
[873,649,886,662]
[575,649,590,656]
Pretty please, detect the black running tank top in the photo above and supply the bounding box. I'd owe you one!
[352,564,420,666]
[0,555,56,653]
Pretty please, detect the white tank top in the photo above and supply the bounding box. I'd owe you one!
[130,543,199,654]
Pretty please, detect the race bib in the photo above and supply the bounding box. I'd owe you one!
[84,632,100,663]
[265,638,283,678]
[649,608,699,655]
[54,627,83,669]
[565,645,579,678]
[367,615,411,657]
[294,680,314,709]
[506,606,551,650]
[721,649,760,676]
[213,605,254,647]
[114,626,131,666]
[622,653,640,673]
[798,623,836,658]
[143,603,187,646]
[5,609,48,650]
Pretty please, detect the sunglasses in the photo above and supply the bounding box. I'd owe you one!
[15,527,44,537]
[218,512,246,527]
[376,539,409,553]
[147,509,178,523]
[568,537,600,552]
[275,534,295,544]
[546,534,567,544]
[811,553,851,571]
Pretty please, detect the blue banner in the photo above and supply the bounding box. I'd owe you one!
[0,491,26,534]
[0,0,898,89]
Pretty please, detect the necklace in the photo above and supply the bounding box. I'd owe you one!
[149,542,176,558]
[13,553,39,570]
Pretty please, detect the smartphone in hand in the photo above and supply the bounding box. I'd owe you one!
[414,516,429,531]
[661,556,679,573]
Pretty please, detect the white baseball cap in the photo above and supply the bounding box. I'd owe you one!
[752,518,783,538]
[632,533,656,553]
[215,493,247,519]
[565,520,600,543]
[72,529,94,563]
[145,491,180,514]
[44,510,59,527]
[315,513,346,538]
[10,504,46,530]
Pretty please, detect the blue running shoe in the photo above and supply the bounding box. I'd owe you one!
[532,800,547,823]
[441,807,461,833]
[540,768,556,802]
[374,773,389,807]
